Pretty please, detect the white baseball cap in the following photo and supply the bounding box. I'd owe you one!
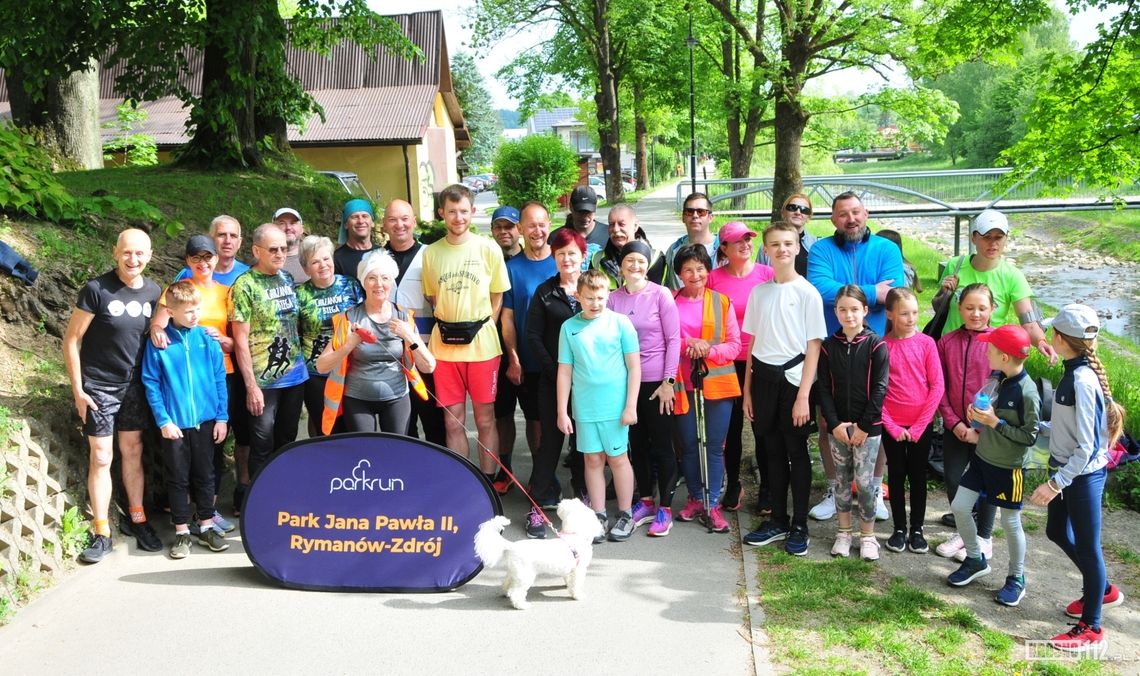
[1044,304,1100,340]
[971,209,1008,236]
[273,207,302,223]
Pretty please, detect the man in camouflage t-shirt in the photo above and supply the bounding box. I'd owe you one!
[231,224,314,485]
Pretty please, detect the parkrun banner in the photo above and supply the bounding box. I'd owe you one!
[242,433,502,592]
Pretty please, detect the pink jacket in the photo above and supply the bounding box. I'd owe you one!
[882,332,944,441]
[937,326,994,433]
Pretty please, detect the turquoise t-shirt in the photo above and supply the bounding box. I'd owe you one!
[557,309,639,423]
[939,256,1033,333]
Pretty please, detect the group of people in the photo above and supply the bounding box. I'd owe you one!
[63,182,1123,654]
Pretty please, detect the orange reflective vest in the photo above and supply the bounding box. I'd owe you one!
[322,309,428,435]
[672,289,741,407]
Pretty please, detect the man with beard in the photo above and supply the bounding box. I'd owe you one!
[273,207,309,284]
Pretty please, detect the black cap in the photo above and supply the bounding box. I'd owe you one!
[185,234,217,257]
[570,186,597,213]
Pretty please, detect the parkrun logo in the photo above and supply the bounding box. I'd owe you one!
[329,460,406,494]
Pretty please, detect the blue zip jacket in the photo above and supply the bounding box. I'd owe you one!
[1049,356,1110,488]
[807,231,905,336]
[141,323,228,430]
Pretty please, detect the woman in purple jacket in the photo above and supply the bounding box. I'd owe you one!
[607,241,682,537]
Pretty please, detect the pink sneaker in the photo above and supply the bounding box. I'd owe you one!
[953,536,993,562]
[707,506,730,533]
[631,498,657,527]
[677,496,705,522]
[935,533,965,558]
[648,507,673,537]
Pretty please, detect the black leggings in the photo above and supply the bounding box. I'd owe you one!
[343,394,412,434]
[883,427,931,532]
[723,361,758,495]
[942,431,996,539]
[629,381,677,508]
[531,377,584,501]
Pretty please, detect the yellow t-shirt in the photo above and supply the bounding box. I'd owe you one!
[161,282,234,374]
[421,235,510,362]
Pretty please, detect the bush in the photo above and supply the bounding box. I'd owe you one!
[1110,462,1140,512]
[493,135,579,212]
[0,123,79,222]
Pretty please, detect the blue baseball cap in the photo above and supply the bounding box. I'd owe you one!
[491,206,520,224]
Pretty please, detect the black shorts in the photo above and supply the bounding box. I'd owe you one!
[227,371,250,446]
[82,379,150,437]
[750,357,817,438]
[959,457,1026,509]
[494,370,541,421]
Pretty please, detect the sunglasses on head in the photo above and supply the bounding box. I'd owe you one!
[784,204,811,215]
[683,207,710,217]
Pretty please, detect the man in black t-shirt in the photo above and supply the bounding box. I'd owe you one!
[63,229,164,563]
[334,199,380,281]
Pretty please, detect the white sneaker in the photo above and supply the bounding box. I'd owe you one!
[831,531,852,558]
[953,536,993,562]
[809,486,837,521]
[873,486,889,521]
[861,535,880,561]
[935,533,965,558]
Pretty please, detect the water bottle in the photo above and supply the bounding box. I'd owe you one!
[972,376,999,430]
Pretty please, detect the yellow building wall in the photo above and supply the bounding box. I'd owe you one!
[294,146,412,212]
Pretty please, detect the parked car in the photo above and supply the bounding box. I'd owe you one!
[318,171,373,201]
[461,176,486,193]
[470,173,498,191]
[587,175,607,204]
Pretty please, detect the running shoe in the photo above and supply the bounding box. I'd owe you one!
[1050,622,1107,657]
[631,498,657,527]
[947,555,991,587]
[995,575,1026,607]
[953,536,992,563]
[1066,584,1124,619]
[197,526,230,552]
[492,474,512,496]
[885,529,907,553]
[909,529,929,554]
[120,519,162,552]
[608,510,635,542]
[525,506,547,539]
[784,525,810,556]
[79,534,112,564]
[593,512,608,544]
[831,531,852,558]
[212,511,236,533]
[707,506,730,533]
[809,486,836,521]
[170,533,193,560]
[743,521,787,547]
[677,496,706,522]
[861,535,880,561]
[873,486,889,521]
[935,533,964,558]
[648,508,673,537]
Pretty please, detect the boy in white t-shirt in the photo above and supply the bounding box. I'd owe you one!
[741,222,827,556]
[557,270,641,543]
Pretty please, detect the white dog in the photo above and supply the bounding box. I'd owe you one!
[473,498,604,610]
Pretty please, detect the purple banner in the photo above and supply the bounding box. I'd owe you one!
[241,433,501,592]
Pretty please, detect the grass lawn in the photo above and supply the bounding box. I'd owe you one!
[838,155,960,175]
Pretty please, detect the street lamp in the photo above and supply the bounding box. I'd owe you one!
[687,11,697,194]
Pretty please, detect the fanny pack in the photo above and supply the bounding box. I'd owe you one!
[437,317,489,345]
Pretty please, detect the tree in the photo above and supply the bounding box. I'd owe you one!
[0,0,120,168]
[472,0,629,203]
[1003,2,1139,194]
[702,0,1052,211]
[451,52,503,171]
[493,134,580,210]
[110,1,416,169]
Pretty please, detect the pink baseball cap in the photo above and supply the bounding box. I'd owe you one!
[719,221,757,244]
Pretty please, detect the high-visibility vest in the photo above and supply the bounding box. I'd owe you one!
[691,289,742,401]
[322,308,428,435]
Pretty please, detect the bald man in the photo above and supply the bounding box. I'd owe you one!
[64,229,164,562]
[384,199,445,445]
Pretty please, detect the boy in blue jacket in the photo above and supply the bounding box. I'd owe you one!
[141,281,230,558]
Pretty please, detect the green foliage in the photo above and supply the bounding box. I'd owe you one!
[58,506,90,559]
[102,103,158,167]
[1110,463,1140,512]
[0,124,80,222]
[493,135,579,212]
[452,52,503,170]
[0,405,17,449]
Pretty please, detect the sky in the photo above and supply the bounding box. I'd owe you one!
[370,0,1123,111]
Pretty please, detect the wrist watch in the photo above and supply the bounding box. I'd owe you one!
[665,377,676,386]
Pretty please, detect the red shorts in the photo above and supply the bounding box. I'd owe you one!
[433,357,500,407]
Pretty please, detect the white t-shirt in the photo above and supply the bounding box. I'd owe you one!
[741,276,826,387]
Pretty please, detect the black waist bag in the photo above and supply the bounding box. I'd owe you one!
[754,353,806,384]
[437,317,490,345]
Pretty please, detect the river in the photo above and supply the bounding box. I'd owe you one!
[882,215,1140,341]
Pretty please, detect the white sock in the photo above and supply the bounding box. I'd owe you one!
[873,476,884,494]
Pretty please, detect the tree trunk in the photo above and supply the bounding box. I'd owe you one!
[632,82,648,190]
[6,59,103,170]
[771,95,808,221]
[722,28,764,209]
[592,0,625,202]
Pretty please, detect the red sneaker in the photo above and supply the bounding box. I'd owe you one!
[1065,583,1124,619]
[1050,621,1107,656]
[492,476,512,496]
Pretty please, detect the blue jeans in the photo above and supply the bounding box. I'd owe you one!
[1046,467,1109,629]
[677,397,733,504]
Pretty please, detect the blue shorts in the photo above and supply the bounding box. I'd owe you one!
[577,419,629,457]
[959,457,1026,510]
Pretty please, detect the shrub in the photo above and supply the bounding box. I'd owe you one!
[1110,462,1140,512]
[102,103,158,167]
[493,135,579,212]
[0,123,79,222]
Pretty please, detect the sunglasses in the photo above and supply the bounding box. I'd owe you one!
[187,253,215,264]
[683,207,710,217]
[259,245,288,254]
[784,204,811,215]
